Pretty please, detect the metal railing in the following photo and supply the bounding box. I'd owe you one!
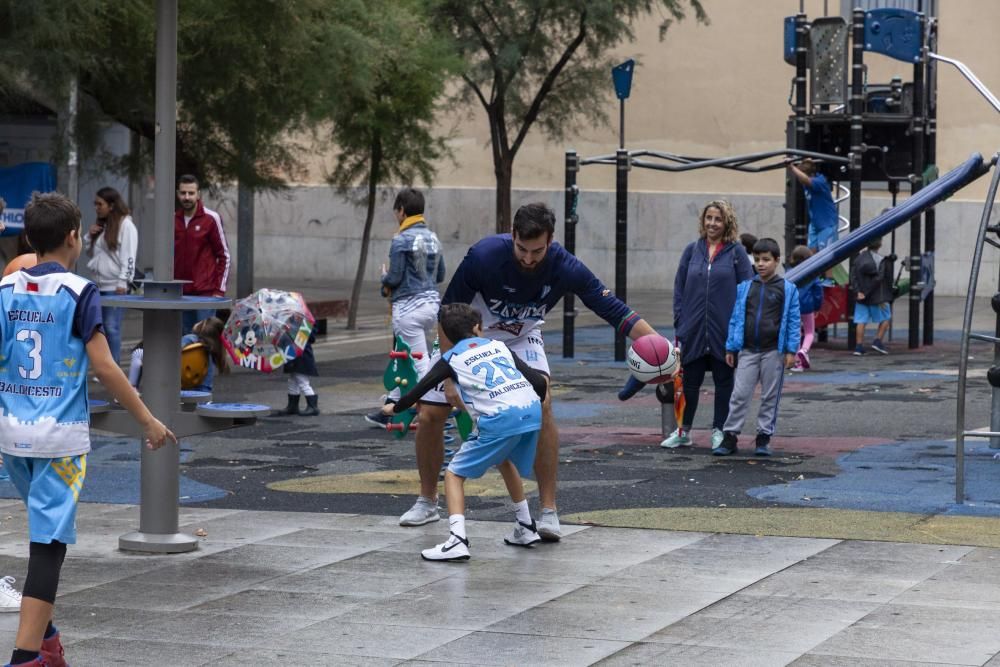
[955,153,1000,503]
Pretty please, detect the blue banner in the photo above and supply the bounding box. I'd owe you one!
[0,163,57,237]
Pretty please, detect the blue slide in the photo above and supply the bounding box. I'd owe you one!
[786,153,991,286]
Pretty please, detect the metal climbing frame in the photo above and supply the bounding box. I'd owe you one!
[562,147,849,361]
[954,153,1000,504]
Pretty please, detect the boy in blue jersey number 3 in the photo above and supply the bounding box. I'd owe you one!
[384,304,548,561]
[0,193,175,667]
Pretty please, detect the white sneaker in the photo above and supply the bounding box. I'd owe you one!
[399,498,440,526]
[660,428,692,449]
[421,533,470,561]
[536,508,562,542]
[0,576,21,612]
[711,428,725,449]
[504,520,541,548]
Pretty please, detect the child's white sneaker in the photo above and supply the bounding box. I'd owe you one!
[536,508,562,541]
[0,576,22,612]
[504,520,541,547]
[710,428,725,449]
[421,533,470,561]
[660,428,691,449]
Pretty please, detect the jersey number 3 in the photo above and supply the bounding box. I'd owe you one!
[470,356,522,389]
[17,329,43,380]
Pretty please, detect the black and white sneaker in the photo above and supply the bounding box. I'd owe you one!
[504,520,542,547]
[364,410,391,427]
[421,532,471,561]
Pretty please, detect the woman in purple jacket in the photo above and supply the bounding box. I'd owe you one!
[663,200,753,450]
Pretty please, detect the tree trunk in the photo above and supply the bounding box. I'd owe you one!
[494,156,514,234]
[347,137,382,330]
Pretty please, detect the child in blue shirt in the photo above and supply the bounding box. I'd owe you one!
[0,192,174,667]
[384,303,548,562]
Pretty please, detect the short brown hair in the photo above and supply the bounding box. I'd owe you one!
[24,192,81,255]
[438,303,482,344]
[790,244,813,266]
[513,203,556,241]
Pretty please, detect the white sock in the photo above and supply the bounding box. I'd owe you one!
[449,514,466,540]
[418,495,436,506]
[512,499,531,525]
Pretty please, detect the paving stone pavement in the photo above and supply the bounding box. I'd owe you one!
[0,284,997,664]
[0,500,997,665]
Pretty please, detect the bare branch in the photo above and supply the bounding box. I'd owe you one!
[510,6,588,156]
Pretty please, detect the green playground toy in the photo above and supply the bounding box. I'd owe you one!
[382,335,474,442]
[383,335,422,438]
[453,410,474,441]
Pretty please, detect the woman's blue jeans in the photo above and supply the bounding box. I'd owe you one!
[100,291,124,365]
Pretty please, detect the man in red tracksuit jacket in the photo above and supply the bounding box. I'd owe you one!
[174,174,231,333]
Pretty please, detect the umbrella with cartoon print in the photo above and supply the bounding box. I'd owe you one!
[222,289,315,372]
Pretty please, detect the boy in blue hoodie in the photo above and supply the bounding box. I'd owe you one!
[714,238,801,457]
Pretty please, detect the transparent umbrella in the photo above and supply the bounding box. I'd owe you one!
[222,289,315,372]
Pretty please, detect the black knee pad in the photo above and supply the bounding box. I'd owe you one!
[22,541,67,603]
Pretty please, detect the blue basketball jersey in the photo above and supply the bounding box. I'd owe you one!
[0,264,102,458]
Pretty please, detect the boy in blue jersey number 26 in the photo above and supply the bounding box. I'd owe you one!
[0,193,176,667]
[384,304,548,561]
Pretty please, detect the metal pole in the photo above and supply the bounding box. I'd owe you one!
[955,156,1000,502]
[993,266,1000,449]
[65,78,79,205]
[614,149,629,362]
[923,16,938,346]
[153,0,177,280]
[563,151,579,359]
[236,178,254,298]
[119,0,196,553]
[792,13,809,254]
[908,13,926,350]
[847,8,864,351]
[619,99,625,150]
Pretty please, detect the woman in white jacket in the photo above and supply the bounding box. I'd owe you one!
[84,186,138,364]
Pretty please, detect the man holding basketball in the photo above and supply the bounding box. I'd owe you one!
[399,202,658,540]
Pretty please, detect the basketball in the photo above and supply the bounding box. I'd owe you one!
[3,253,37,277]
[627,334,679,384]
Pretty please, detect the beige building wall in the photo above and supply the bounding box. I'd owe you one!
[423,0,1000,199]
[251,1,1000,297]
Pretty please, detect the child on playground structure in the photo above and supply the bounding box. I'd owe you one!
[850,236,895,356]
[0,192,175,667]
[714,238,801,458]
[789,245,824,372]
[128,316,229,393]
[382,303,549,562]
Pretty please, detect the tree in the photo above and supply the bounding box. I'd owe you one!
[0,0,338,190]
[322,0,456,330]
[428,0,707,232]
[0,0,382,298]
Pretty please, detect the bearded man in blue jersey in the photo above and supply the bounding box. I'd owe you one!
[399,202,658,540]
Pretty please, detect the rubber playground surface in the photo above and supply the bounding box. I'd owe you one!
[24,305,1000,550]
